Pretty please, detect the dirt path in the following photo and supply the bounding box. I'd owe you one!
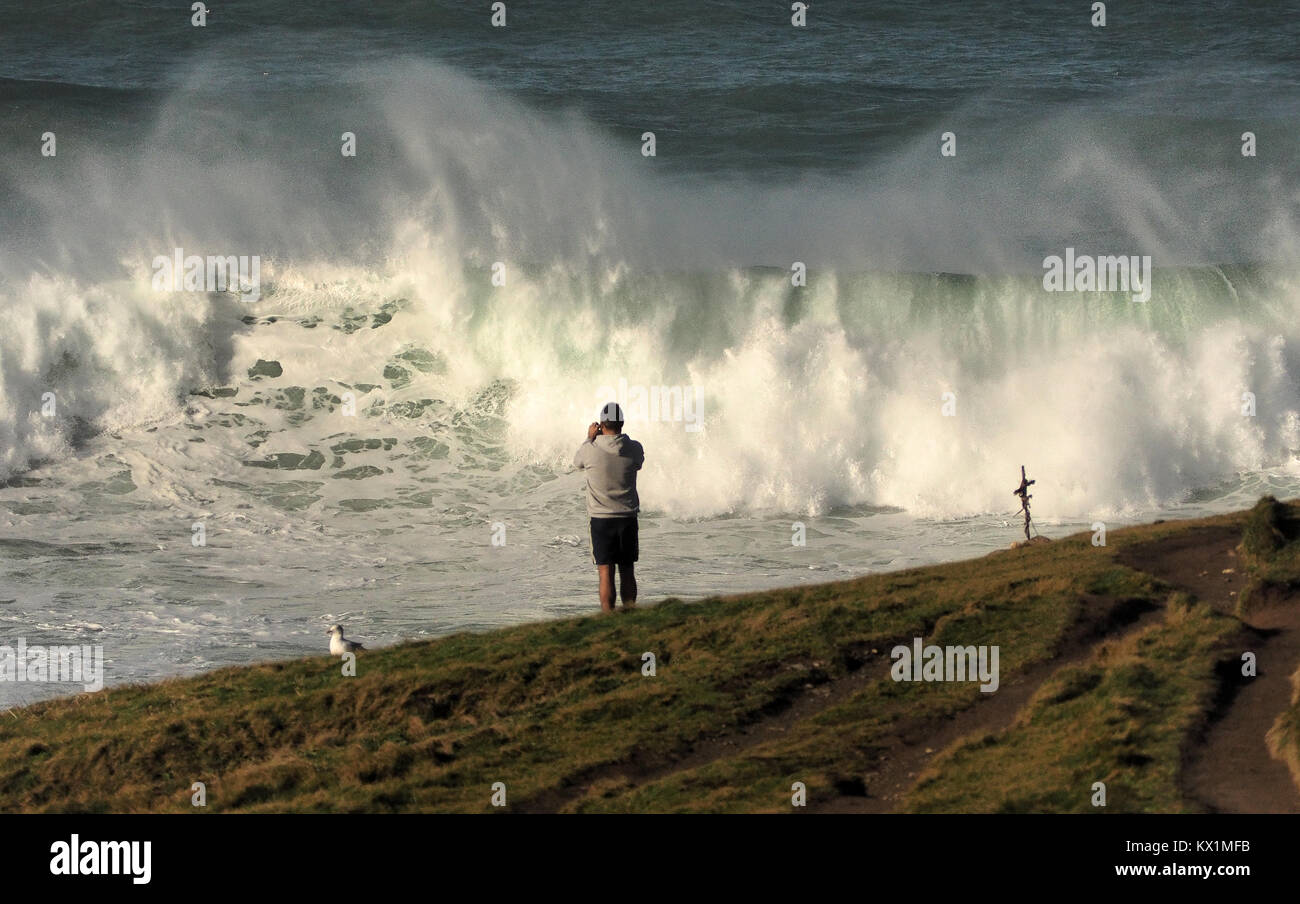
[813,591,1162,812]
[1118,525,1300,814]
[520,524,1300,813]
[514,634,910,812]
[517,590,1159,813]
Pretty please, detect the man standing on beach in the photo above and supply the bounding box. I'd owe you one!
[573,402,645,612]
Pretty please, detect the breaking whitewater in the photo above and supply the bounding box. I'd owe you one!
[2,61,1299,708]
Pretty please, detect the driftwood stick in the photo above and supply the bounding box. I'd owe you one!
[1012,465,1036,541]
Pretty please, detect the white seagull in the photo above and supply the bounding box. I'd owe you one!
[327,624,365,655]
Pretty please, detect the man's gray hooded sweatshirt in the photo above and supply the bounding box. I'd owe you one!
[574,433,645,518]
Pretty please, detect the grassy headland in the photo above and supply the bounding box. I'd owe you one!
[2,501,1298,813]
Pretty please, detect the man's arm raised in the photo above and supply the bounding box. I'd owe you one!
[574,423,601,469]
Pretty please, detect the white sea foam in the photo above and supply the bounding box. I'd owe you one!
[2,61,1299,705]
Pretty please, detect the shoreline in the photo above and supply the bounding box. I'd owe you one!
[2,500,1298,813]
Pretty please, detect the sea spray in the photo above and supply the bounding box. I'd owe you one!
[0,61,1298,519]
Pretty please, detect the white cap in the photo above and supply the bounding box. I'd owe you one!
[599,402,625,423]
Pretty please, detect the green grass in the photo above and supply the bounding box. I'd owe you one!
[1244,497,1300,788]
[0,504,1289,813]
[904,593,1239,813]
[1268,665,1300,791]
[1237,495,1300,614]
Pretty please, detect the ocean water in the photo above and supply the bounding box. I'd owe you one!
[1,1,1299,707]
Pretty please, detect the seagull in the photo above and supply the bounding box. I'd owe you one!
[327,624,364,655]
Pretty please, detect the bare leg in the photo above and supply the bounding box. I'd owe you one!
[597,564,616,612]
[619,562,636,608]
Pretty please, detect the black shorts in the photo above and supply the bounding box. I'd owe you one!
[590,516,638,566]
